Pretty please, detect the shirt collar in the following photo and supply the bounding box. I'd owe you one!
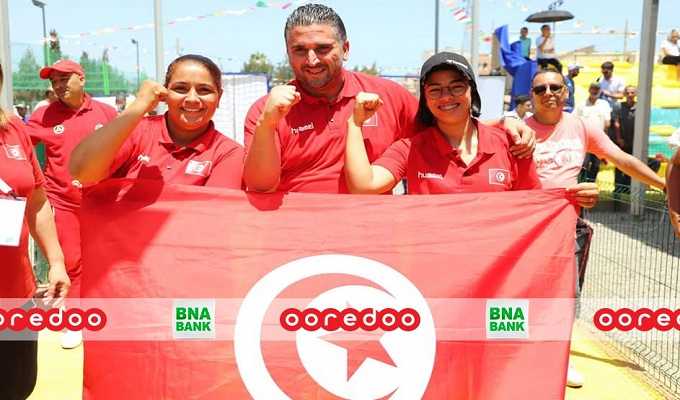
[430,119,496,156]
[52,93,94,115]
[294,69,359,106]
[157,114,216,154]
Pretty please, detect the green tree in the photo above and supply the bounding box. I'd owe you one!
[242,52,274,76]
[48,29,63,64]
[12,49,44,107]
[271,59,294,86]
[352,62,379,75]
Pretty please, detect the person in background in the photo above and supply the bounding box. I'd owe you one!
[69,54,244,189]
[526,68,666,389]
[564,63,582,113]
[24,59,118,350]
[243,3,535,194]
[34,87,57,110]
[115,94,127,113]
[519,27,532,61]
[660,29,680,81]
[597,61,626,108]
[503,94,533,120]
[0,58,70,400]
[536,24,562,73]
[344,52,541,195]
[575,83,612,183]
[15,104,30,122]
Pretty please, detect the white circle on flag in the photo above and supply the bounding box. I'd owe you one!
[496,172,505,182]
[234,254,436,399]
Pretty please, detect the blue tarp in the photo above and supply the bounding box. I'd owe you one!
[494,25,537,110]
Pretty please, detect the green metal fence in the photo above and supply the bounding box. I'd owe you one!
[578,181,680,394]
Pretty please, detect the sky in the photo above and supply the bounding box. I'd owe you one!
[6,0,679,81]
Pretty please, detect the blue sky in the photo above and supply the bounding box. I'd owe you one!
[7,0,678,79]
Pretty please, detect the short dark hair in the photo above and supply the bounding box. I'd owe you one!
[164,54,222,92]
[284,4,347,43]
[601,61,614,70]
[513,94,530,104]
[531,68,565,86]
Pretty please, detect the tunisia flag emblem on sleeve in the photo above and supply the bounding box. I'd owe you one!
[79,179,577,400]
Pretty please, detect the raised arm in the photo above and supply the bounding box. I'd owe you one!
[69,79,166,182]
[243,85,300,193]
[608,149,666,190]
[667,149,680,239]
[345,92,396,194]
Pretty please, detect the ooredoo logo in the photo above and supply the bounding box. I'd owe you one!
[0,307,106,332]
[594,308,680,331]
[234,254,436,399]
[280,307,420,332]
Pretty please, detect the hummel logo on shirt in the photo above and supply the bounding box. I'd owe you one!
[291,123,314,135]
[417,171,444,180]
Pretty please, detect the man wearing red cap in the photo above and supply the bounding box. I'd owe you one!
[25,59,117,349]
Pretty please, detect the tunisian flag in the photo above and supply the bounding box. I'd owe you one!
[80,179,577,400]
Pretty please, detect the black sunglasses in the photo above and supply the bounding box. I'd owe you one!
[531,84,565,95]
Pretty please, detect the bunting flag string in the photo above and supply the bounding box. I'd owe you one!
[57,0,313,40]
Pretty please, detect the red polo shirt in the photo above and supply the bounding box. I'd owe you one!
[374,122,541,194]
[110,115,244,188]
[244,69,419,193]
[26,95,117,211]
[0,116,45,301]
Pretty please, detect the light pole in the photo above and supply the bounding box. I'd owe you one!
[131,38,140,89]
[31,0,49,67]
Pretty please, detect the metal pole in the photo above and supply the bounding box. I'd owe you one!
[434,0,439,54]
[154,0,164,82]
[40,6,47,66]
[631,0,659,216]
[470,0,479,78]
[131,39,140,89]
[0,0,13,109]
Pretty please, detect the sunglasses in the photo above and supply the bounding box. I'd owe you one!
[531,84,565,95]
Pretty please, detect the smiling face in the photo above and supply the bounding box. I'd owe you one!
[164,61,222,142]
[530,71,567,113]
[286,24,349,100]
[49,72,85,109]
[423,69,471,126]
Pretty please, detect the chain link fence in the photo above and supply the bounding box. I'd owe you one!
[578,181,680,394]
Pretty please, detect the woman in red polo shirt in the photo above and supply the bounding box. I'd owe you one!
[0,60,70,400]
[345,52,541,195]
[69,54,243,188]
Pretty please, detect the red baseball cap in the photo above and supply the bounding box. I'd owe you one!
[39,59,85,79]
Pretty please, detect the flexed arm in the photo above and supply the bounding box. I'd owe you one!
[243,85,301,192]
[69,79,166,182]
[344,92,396,194]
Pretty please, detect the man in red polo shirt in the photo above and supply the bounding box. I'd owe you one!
[244,4,533,194]
[25,59,117,349]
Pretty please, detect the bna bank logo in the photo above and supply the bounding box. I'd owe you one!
[234,254,436,399]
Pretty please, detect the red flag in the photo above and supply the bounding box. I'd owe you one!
[80,179,577,400]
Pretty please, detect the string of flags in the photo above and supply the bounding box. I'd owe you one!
[441,0,643,44]
[443,1,493,43]
[56,0,313,40]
